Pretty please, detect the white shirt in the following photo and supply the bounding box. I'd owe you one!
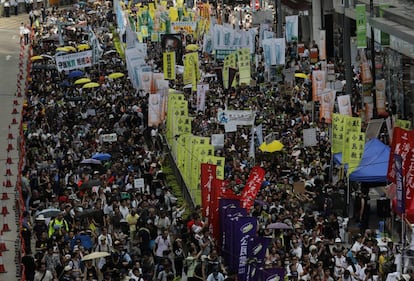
[154,235,171,257]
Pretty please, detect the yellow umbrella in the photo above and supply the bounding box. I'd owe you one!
[259,140,284,153]
[108,72,125,79]
[77,44,90,51]
[56,47,69,52]
[30,55,44,61]
[294,73,309,79]
[74,78,91,85]
[83,82,100,88]
[185,44,198,51]
[64,46,77,52]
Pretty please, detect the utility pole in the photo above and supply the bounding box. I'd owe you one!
[370,0,377,118]
[275,0,282,38]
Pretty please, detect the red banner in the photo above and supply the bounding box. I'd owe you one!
[241,166,265,211]
[387,127,414,208]
[201,163,216,219]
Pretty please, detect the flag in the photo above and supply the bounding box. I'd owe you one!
[332,113,345,154]
[241,166,265,211]
[356,4,367,49]
[348,132,365,174]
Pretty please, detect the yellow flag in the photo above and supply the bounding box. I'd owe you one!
[348,132,365,174]
[332,113,345,154]
[342,116,362,164]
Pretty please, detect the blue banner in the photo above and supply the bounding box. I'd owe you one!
[246,236,271,281]
[223,207,246,267]
[395,154,405,213]
[261,267,285,281]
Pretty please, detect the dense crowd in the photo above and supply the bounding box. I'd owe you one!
[16,1,402,281]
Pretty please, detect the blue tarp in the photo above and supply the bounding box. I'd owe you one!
[333,138,390,182]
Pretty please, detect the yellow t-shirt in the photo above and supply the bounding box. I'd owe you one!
[126,214,139,232]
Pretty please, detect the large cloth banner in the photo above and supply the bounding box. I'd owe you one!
[196,83,209,112]
[211,24,257,53]
[217,109,256,127]
[219,198,242,251]
[356,4,367,48]
[312,70,326,101]
[238,48,251,85]
[171,21,197,34]
[55,50,93,72]
[247,236,271,281]
[285,15,298,42]
[241,166,265,210]
[200,163,216,219]
[332,113,346,154]
[395,119,412,130]
[88,26,103,64]
[261,267,285,281]
[347,132,365,174]
[376,79,387,116]
[319,89,336,123]
[342,116,362,164]
[337,95,352,116]
[262,38,286,68]
[319,29,326,61]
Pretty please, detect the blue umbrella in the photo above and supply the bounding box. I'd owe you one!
[80,158,102,165]
[92,152,112,161]
[60,80,71,88]
[68,70,84,78]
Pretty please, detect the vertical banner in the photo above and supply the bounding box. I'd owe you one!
[223,52,237,89]
[233,217,257,281]
[387,128,414,183]
[348,132,365,174]
[238,48,251,85]
[342,116,362,164]
[218,198,241,250]
[356,4,367,49]
[337,95,353,116]
[200,163,216,219]
[247,236,271,281]
[196,84,208,112]
[332,113,346,154]
[163,51,176,80]
[285,15,298,42]
[319,89,336,123]
[395,154,405,214]
[241,166,265,210]
[312,70,326,101]
[148,92,162,127]
[319,30,326,61]
[375,79,387,116]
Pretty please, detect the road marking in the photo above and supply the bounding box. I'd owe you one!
[12,35,17,40]
[5,55,11,61]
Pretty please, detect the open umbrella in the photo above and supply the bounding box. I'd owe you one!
[30,55,44,61]
[185,44,199,51]
[68,70,84,78]
[77,44,90,51]
[56,46,70,52]
[108,72,125,79]
[64,46,77,52]
[104,50,117,56]
[259,140,284,153]
[82,252,110,261]
[40,54,54,60]
[35,208,61,218]
[83,82,100,89]
[74,78,91,85]
[80,158,102,165]
[92,152,111,161]
[295,73,309,79]
[266,222,292,230]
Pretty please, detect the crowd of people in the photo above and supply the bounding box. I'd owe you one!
[15,1,402,281]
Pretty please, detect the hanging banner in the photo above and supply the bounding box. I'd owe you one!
[337,95,352,116]
[238,48,251,85]
[262,38,286,68]
[217,109,256,126]
[196,83,208,112]
[360,50,373,84]
[332,113,346,154]
[223,52,237,89]
[319,30,326,60]
[171,21,197,34]
[387,127,414,184]
[343,116,362,164]
[285,15,299,42]
[241,166,265,211]
[312,70,326,101]
[261,267,285,281]
[395,154,405,214]
[219,199,241,251]
[356,4,367,49]
[163,51,176,80]
[375,79,387,116]
[319,89,336,123]
[303,128,318,147]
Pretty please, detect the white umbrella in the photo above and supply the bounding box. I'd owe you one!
[82,251,110,261]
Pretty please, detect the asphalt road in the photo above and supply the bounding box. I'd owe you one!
[0,12,31,280]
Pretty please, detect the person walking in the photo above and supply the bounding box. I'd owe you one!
[4,0,10,17]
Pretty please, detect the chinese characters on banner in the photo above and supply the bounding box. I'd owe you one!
[163,51,176,80]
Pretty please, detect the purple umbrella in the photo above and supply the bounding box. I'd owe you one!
[266,222,292,230]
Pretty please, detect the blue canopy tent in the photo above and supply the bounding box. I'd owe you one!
[333,138,390,182]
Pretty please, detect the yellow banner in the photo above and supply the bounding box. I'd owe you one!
[223,52,237,89]
[169,7,179,22]
[395,119,411,130]
[342,116,362,164]
[348,132,365,174]
[163,51,176,80]
[332,113,345,154]
[183,52,199,90]
[237,48,251,85]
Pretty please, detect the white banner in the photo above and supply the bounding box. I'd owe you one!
[262,38,286,68]
[196,84,208,112]
[285,15,299,42]
[303,128,318,147]
[55,50,93,72]
[217,109,255,126]
[337,95,352,116]
[100,133,117,143]
[211,24,257,54]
